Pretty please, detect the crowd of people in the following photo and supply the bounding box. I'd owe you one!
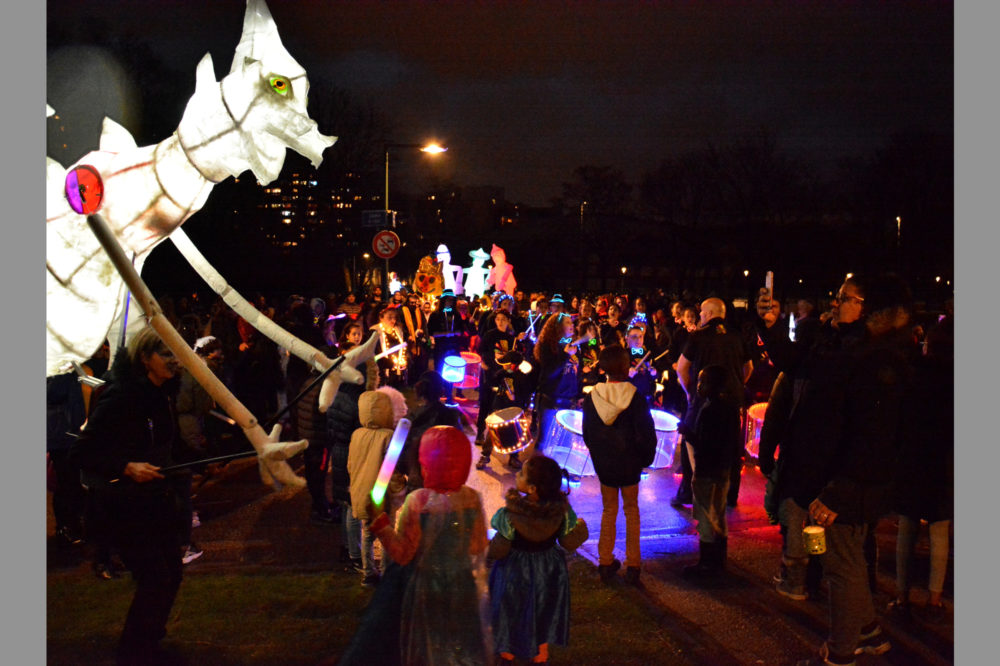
[46,273,953,665]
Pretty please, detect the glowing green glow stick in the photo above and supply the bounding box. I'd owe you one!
[370,417,412,505]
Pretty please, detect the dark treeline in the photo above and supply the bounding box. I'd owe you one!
[47,25,952,306]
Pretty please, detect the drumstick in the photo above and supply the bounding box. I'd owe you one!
[370,418,412,505]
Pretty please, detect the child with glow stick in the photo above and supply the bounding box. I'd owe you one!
[487,455,589,663]
[341,425,491,666]
[347,390,398,587]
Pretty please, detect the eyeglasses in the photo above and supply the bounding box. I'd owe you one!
[835,291,864,304]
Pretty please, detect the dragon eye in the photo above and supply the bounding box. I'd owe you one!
[269,76,289,95]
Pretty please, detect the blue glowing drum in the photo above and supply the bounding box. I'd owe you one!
[545,410,595,477]
[649,409,681,469]
[441,355,466,384]
[744,402,768,460]
[485,407,532,454]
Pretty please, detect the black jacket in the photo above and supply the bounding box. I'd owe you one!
[325,371,367,503]
[680,397,743,480]
[582,382,656,488]
[69,366,178,495]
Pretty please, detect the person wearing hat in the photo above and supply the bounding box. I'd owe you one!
[426,289,471,382]
[549,294,567,317]
[475,309,525,470]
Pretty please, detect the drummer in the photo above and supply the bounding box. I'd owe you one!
[475,309,526,470]
[625,325,657,406]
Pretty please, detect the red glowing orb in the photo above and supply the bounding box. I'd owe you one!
[64,165,104,215]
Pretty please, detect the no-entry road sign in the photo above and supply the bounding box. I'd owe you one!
[372,230,401,259]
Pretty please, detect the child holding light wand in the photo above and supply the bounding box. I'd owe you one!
[341,426,492,666]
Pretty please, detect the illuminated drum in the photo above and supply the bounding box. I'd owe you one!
[485,407,532,454]
[649,409,681,469]
[440,355,466,384]
[544,410,595,478]
[744,402,768,460]
[455,351,482,389]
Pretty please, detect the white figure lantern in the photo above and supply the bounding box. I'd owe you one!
[436,244,464,296]
[463,247,490,300]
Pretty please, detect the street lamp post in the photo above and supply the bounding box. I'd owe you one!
[895,216,902,272]
[382,141,447,294]
[384,142,448,225]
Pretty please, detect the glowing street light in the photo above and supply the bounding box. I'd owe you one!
[384,142,448,218]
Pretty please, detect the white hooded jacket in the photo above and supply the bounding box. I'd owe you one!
[590,381,638,426]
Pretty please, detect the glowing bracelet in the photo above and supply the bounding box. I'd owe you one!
[370,417,412,505]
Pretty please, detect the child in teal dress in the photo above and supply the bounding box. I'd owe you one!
[488,455,589,663]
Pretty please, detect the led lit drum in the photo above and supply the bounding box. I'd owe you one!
[649,409,681,469]
[544,410,595,477]
[455,351,481,389]
[485,407,532,455]
[744,402,768,460]
[441,355,466,384]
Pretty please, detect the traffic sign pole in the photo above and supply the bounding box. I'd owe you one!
[372,230,401,298]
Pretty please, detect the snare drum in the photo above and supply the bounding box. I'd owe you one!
[744,402,768,460]
[649,409,680,469]
[455,351,481,389]
[485,407,532,454]
[545,409,595,478]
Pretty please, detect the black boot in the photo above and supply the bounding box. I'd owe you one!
[671,473,693,507]
[682,541,722,579]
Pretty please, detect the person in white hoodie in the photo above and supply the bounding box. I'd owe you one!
[581,345,657,585]
[347,388,405,586]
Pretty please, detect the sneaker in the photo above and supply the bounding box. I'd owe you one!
[475,455,490,471]
[93,561,121,580]
[854,623,890,656]
[182,544,204,565]
[775,579,809,601]
[508,454,523,470]
[670,493,692,508]
[624,566,641,586]
[361,572,381,587]
[597,559,621,583]
[191,511,201,528]
[347,558,364,574]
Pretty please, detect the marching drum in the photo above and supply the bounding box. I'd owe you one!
[485,407,532,455]
[744,402,768,460]
[544,409,595,478]
[649,409,681,469]
[455,351,482,389]
[440,355,466,384]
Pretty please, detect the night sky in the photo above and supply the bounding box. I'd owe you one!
[46,0,953,207]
